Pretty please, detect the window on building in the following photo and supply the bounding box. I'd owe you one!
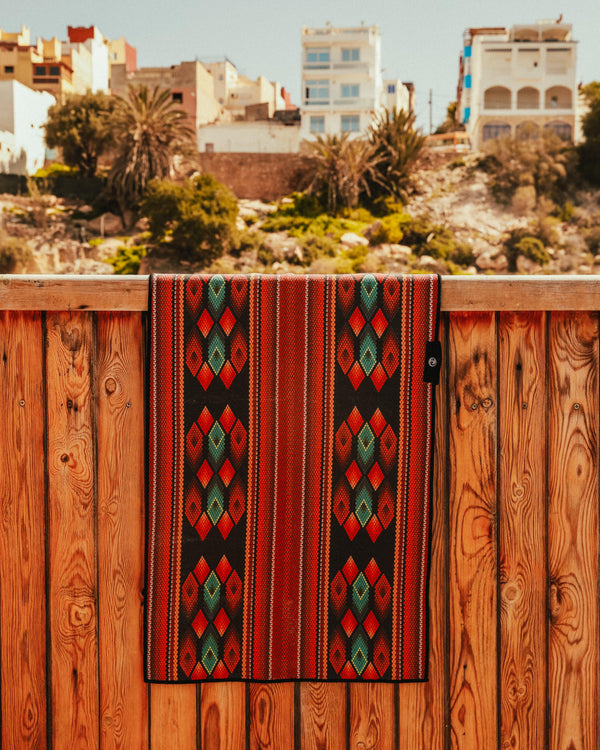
[544,122,572,140]
[310,116,325,134]
[305,80,329,103]
[341,114,360,133]
[387,84,396,94]
[482,123,511,141]
[483,86,511,110]
[544,86,572,109]
[341,48,360,62]
[172,92,183,104]
[516,122,540,140]
[35,66,46,76]
[49,66,60,76]
[516,87,540,109]
[341,84,359,99]
[306,48,330,66]
[4,66,14,74]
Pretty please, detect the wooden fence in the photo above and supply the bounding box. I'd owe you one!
[0,276,599,749]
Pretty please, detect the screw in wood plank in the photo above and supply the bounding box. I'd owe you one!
[574,403,580,410]
[19,399,25,407]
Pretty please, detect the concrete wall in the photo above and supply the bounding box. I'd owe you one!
[198,152,307,200]
[0,80,55,174]
[198,121,301,153]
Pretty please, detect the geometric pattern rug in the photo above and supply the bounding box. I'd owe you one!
[145,273,440,682]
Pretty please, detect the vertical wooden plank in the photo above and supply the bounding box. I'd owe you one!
[96,312,147,749]
[498,312,546,750]
[200,683,245,750]
[46,311,99,749]
[548,311,598,750]
[249,684,294,750]
[349,684,394,750]
[448,312,497,750]
[300,683,345,750]
[0,311,47,748]
[150,685,197,749]
[398,317,447,749]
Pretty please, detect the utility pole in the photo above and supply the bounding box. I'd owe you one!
[429,88,433,134]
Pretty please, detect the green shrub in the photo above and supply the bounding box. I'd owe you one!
[504,228,551,271]
[0,232,32,272]
[585,226,600,254]
[261,210,369,241]
[369,212,411,245]
[298,233,338,266]
[34,163,76,179]
[335,244,370,273]
[104,244,147,274]
[142,175,238,262]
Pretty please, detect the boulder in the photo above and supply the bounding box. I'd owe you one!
[87,212,124,236]
[340,232,369,247]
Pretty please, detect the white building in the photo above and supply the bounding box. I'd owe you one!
[198,120,300,153]
[63,26,110,93]
[0,79,55,174]
[457,19,578,149]
[202,59,286,120]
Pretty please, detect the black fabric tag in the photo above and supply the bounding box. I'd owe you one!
[423,341,442,385]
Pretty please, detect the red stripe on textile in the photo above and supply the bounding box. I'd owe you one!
[147,276,176,681]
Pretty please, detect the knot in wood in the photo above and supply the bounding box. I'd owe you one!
[105,377,117,395]
[68,602,93,628]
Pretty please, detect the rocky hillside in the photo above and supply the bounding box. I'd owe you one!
[1,157,599,275]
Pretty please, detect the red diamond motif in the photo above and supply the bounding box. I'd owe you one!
[179,631,196,676]
[377,485,394,528]
[184,480,202,527]
[198,309,214,337]
[230,328,247,372]
[365,558,381,585]
[337,327,354,374]
[363,663,379,680]
[330,571,348,616]
[228,478,245,523]
[347,406,363,435]
[214,608,230,636]
[198,407,214,434]
[194,556,210,584]
[382,276,400,317]
[344,513,360,540]
[340,662,357,680]
[382,330,399,377]
[380,426,397,471]
[192,608,208,638]
[374,575,392,619]
[219,459,235,487]
[369,408,386,437]
[342,557,359,584]
[197,362,214,390]
[213,661,229,680]
[348,308,366,336]
[335,422,353,466]
[230,276,248,315]
[363,611,379,639]
[345,461,362,489]
[181,572,199,619]
[218,512,234,539]
[220,405,236,433]
[216,555,232,582]
[371,309,388,337]
[197,460,213,488]
[226,571,243,613]
[370,363,387,392]
[220,360,236,389]
[329,628,347,673]
[373,631,390,676]
[341,609,358,637]
[195,513,212,540]
[190,663,207,680]
[366,515,383,542]
[230,420,247,466]
[185,276,203,318]
[348,361,365,389]
[368,463,384,490]
[185,329,203,376]
[224,628,241,672]
[338,277,356,314]
[219,307,236,335]
[333,482,351,526]
[186,423,203,470]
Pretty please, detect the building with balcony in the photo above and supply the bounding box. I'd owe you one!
[457,19,578,149]
[300,24,410,140]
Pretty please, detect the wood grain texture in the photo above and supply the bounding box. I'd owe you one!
[96,313,147,749]
[150,684,197,750]
[300,683,346,750]
[447,313,497,750]
[349,684,394,750]
[498,312,547,750]
[249,683,294,750]
[46,311,99,749]
[200,683,245,750]
[548,312,598,750]
[0,311,47,748]
[398,317,447,750]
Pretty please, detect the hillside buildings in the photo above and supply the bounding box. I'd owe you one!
[300,24,412,140]
[457,19,578,149]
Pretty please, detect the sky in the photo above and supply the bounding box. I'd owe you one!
[6,0,600,131]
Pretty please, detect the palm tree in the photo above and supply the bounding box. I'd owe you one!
[109,85,196,211]
[367,108,426,204]
[304,133,381,215]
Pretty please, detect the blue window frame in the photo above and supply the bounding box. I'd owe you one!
[342,48,359,62]
[341,84,359,98]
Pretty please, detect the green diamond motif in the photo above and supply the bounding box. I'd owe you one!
[359,332,377,376]
[208,421,226,464]
[207,483,224,525]
[351,633,369,675]
[208,275,226,314]
[352,573,370,616]
[201,633,219,674]
[203,571,221,614]
[208,331,226,374]
[357,424,375,468]
[355,485,373,527]
[360,274,378,313]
